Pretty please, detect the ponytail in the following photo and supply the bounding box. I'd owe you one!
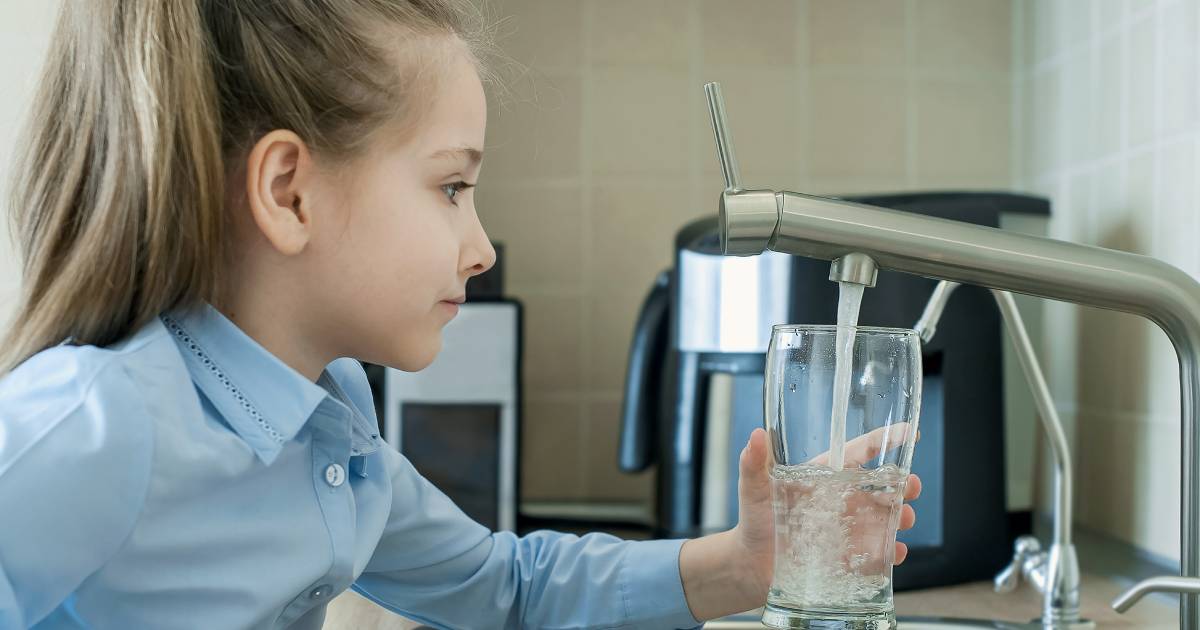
[2,1,224,370]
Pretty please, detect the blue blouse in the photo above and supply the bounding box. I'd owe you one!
[0,305,699,629]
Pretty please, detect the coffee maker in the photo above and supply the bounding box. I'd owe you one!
[619,191,1050,590]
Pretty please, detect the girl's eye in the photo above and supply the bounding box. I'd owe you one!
[440,181,475,205]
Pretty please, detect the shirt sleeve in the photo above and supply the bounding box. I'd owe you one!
[0,357,154,628]
[352,448,702,630]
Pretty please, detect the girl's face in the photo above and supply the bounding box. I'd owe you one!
[303,45,494,372]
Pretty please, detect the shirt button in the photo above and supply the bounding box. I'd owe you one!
[324,463,346,487]
[309,584,332,600]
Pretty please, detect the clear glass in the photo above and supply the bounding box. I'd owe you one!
[761,325,923,630]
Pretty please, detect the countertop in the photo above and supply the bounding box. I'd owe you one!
[892,572,1177,628]
[325,572,1178,629]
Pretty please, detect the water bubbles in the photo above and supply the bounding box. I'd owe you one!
[789,383,797,393]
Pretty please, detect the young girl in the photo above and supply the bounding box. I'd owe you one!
[0,1,920,628]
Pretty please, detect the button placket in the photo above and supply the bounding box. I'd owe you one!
[307,404,356,612]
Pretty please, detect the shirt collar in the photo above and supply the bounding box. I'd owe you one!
[161,305,378,465]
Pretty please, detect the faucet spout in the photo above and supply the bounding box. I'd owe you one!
[704,83,1200,628]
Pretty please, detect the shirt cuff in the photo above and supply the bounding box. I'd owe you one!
[620,538,703,629]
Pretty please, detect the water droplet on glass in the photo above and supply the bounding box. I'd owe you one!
[789,383,797,392]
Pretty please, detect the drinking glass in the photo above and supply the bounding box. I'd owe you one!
[762,325,922,630]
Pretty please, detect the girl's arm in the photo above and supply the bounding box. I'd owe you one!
[351,447,701,630]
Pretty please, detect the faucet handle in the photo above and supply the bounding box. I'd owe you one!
[1113,575,1200,613]
[703,82,742,192]
[995,536,1042,593]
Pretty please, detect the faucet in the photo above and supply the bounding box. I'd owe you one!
[703,82,1200,629]
[916,281,1090,628]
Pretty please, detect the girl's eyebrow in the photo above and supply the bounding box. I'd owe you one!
[428,146,483,166]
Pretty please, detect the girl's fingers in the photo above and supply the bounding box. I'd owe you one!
[904,474,922,501]
[895,541,909,565]
[810,423,921,468]
[898,504,916,530]
[738,428,772,509]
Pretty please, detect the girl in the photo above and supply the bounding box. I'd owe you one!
[0,1,921,628]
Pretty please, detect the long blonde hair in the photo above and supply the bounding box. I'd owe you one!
[3,0,492,372]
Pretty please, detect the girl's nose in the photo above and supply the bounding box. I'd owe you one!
[464,215,497,277]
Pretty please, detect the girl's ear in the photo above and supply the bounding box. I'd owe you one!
[244,130,317,256]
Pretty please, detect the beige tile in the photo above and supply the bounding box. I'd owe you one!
[521,294,583,391]
[914,78,1010,180]
[1019,76,1037,184]
[521,399,585,500]
[804,176,912,197]
[1092,33,1123,159]
[587,290,646,392]
[700,0,796,67]
[1146,328,1180,422]
[1124,150,1155,252]
[1089,160,1122,245]
[807,74,908,178]
[1078,310,1153,417]
[492,0,582,72]
[588,0,690,67]
[588,67,691,176]
[1128,0,1157,18]
[587,181,682,294]
[911,172,1009,190]
[475,185,584,288]
[678,180,726,227]
[1159,0,1197,137]
[1126,15,1156,148]
[1060,0,1090,50]
[1154,139,1198,273]
[696,66,801,183]
[1091,418,1179,558]
[1133,420,1180,560]
[808,0,906,68]
[1026,0,1062,64]
[1063,49,1093,164]
[914,0,1011,72]
[1094,0,1124,28]
[1075,415,1125,540]
[1062,168,1093,247]
[1040,300,1079,404]
[485,74,582,178]
[1026,67,1062,181]
[582,399,654,501]
[1114,316,1155,415]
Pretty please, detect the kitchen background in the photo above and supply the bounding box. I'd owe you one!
[0,0,1193,571]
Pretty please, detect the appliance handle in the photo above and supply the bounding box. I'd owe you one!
[619,270,671,472]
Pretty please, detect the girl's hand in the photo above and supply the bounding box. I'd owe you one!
[680,427,922,621]
[733,427,923,606]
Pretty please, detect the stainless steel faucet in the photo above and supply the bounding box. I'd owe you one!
[703,81,1200,629]
[916,281,1090,628]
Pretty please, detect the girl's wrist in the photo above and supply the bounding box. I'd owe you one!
[679,528,765,621]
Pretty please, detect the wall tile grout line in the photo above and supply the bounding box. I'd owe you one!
[904,0,917,188]
[578,0,595,499]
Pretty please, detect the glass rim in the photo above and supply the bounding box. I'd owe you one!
[770,323,919,337]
